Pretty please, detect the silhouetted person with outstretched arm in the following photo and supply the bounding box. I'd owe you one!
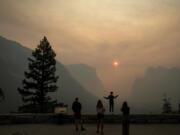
[121,101,130,135]
[104,91,119,113]
[72,98,85,132]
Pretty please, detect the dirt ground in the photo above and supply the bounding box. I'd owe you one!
[0,124,180,135]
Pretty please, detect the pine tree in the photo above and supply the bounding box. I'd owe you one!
[18,37,59,113]
[162,94,172,114]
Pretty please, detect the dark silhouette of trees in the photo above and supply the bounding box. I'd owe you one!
[18,37,59,113]
[0,88,5,102]
[162,94,172,114]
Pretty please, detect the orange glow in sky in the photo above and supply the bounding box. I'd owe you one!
[0,0,180,95]
[113,61,119,67]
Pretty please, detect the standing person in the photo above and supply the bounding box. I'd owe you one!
[72,98,85,131]
[104,91,119,113]
[121,101,130,135]
[96,100,105,135]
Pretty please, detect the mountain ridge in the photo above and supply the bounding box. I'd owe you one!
[0,36,98,113]
[67,63,106,97]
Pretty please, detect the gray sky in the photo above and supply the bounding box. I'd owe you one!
[0,0,180,97]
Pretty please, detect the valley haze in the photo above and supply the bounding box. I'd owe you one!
[0,36,180,114]
[0,0,180,114]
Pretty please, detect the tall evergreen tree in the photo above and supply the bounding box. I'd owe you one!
[18,37,59,113]
[162,94,172,114]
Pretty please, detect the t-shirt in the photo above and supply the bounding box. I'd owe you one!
[121,106,130,115]
[72,101,81,113]
[97,107,105,114]
[108,95,116,103]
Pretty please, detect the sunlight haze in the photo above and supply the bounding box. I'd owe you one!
[0,0,180,99]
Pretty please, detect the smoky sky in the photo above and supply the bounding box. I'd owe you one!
[0,0,180,96]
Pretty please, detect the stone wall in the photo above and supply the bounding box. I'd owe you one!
[0,114,180,124]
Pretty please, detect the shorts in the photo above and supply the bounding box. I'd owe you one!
[74,112,81,119]
[97,113,104,119]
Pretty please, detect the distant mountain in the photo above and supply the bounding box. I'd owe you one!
[0,36,97,113]
[131,66,180,113]
[67,64,106,97]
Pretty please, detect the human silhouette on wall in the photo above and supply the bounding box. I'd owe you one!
[104,91,119,113]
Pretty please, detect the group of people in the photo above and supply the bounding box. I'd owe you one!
[72,92,130,135]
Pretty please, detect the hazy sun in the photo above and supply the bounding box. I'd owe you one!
[113,61,119,67]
